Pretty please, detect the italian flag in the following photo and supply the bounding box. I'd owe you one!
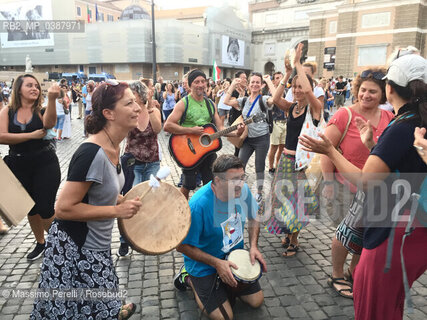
[87,5,91,23]
[213,60,221,82]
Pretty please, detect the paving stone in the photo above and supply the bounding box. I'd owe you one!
[279,295,300,307]
[1,305,20,314]
[268,306,288,318]
[180,310,199,320]
[286,305,309,318]
[161,307,179,318]
[309,310,329,320]
[161,299,178,309]
[323,305,345,317]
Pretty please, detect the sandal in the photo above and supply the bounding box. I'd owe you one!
[327,276,353,299]
[281,236,290,249]
[282,243,299,257]
[344,268,353,283]
[118,302,136,320]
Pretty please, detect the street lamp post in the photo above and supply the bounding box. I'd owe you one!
[151,0,157,84]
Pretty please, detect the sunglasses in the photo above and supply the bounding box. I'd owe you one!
[101,79,120,101]
[360,70,385,80]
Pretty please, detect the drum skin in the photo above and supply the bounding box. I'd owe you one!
[227,249,262,283]
[118,181,191,255]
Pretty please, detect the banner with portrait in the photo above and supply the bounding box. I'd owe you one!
[221,35,245,66]
[0,0,54,48]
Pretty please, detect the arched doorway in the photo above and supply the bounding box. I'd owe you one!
[264,61,275,75]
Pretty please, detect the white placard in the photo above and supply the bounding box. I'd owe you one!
[0,0,54,48]
[221,35,245,66]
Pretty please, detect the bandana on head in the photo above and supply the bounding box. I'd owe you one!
[188,69,206,87]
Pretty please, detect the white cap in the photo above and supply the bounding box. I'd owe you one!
[382,54,427,87]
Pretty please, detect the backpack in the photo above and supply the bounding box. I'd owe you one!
[179,96,215,125]
[242,96,273,134]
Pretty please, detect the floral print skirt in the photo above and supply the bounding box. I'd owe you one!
[30,221,121,320]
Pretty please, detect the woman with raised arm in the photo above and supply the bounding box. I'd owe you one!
[223,72,274,203]
[0,74,60,260]
[299,54,427,320]
[265,43,323,257]
[31,80,142,320]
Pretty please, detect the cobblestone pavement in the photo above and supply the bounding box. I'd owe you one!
[0,107,426,320]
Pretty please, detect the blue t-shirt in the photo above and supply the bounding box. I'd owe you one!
[182,182,258,277]
[82,85,88,104]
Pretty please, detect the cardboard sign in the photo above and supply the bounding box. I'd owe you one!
[0,158,34,226]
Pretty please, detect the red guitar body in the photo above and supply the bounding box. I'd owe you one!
[168,124,222,169]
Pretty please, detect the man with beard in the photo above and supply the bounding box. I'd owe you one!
[164,69,244,200]
[173,155,266,320]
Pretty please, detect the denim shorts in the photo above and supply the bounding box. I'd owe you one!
[54,114,65,130]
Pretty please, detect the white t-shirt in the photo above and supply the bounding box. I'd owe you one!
[285,85,324,103]
[55,99,65,115]
[85,93,92,111]
[217,91,232,111]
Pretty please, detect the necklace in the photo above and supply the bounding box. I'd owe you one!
[103,128,121,174]
[295,103,306,115]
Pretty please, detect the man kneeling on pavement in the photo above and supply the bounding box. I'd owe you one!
[174,155,267,320]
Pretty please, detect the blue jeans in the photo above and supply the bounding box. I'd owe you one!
[54,114,65,130]
[132,161,160,186]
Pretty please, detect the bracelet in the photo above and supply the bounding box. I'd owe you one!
[279,80,286,86]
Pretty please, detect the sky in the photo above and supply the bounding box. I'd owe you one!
[154,0,249,14]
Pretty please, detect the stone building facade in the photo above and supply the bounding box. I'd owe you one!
[249,0,344,75]
[308,0,426,78]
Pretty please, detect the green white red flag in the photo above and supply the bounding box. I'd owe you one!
[213,60,221,82]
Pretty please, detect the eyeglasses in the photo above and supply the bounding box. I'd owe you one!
[360,70,385,80]
[219,174,248,184]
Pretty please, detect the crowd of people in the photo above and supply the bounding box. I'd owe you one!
[0,44,425,320]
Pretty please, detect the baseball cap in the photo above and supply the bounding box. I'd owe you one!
[382,54,427,87]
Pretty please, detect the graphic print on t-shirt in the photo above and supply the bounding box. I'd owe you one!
[221,212,243,253]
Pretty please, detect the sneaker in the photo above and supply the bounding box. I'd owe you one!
[117,242,132,257]
[256,193,263,204]
[173,265,189,291]
[268,168,275,175]
[27,242,45,261]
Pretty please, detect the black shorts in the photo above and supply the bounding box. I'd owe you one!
[182,153,216,190]
[4,148,60,219]
[189,273,261,314]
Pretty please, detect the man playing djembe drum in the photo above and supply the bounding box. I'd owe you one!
[174,155,267,320]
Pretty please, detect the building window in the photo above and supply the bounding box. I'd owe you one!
[361,12,390,28]
[76,6,81,17]
[107,14,114,22]
[89,67,96,74]
[100,13,104,21]
[358,45,387,66]
[88,9,92,20]
[265,13,277,24]
[215,38,220,55]
[79,65,84,72]
[329,21,337,34]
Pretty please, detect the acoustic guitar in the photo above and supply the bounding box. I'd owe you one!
[169,113,265,169]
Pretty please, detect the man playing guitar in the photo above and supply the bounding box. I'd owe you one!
[164,69,244,199]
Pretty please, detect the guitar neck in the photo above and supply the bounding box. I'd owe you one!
[210,118,254,140]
